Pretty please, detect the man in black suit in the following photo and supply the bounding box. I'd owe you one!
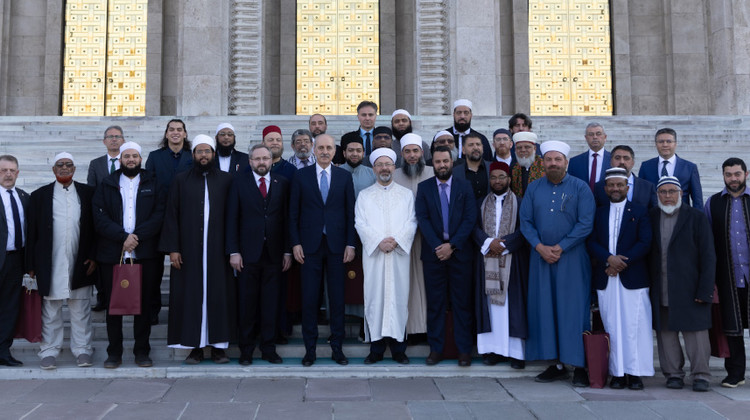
[26,153,97,370]
[289,134,356,366]
[594,145,658,209]
[341,101,378,163]
[415,146,478,367]
[214,123,249,174]
[446,99,492,161]
[0,155,29,367]
[227,144,291,365]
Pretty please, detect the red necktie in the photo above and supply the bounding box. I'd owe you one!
[589,152,598,191]
[259,177,267,198]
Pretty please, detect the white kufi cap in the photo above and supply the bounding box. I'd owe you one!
[512,132,538,145]
[192,134,216,152]
[369,147,397,166]
[215,123,235,136]
[452,99,472,111]
[539,140,571,158]
[119,141,142,155]
[400,133,423,151]
[54,152,74,165]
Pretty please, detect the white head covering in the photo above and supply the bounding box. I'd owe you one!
[433,130,454,142]
[657,176,681,189]
[604,167,628,181]
[192,134,216,152]
[54,152,74,165]
[215,123,235,136]
[391,109,411,120]
[119,141,142,155]
[540,140,571,158]
[513,132,538,145]
[369,147,397,166]
[400,133,423,150]
[452,99,472,111]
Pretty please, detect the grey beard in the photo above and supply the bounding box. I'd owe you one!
[450,149,459,161]
[378,173,392,183]
[517,156,534,169]
[658,201,681,215]
[295,150,310,160]
[402,159,425,177]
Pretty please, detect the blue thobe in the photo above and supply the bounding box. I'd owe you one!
[341,163,376,198]
[520,173,595,367]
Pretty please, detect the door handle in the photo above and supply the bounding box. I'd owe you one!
[573,77,578,82]
[562,77,567,82]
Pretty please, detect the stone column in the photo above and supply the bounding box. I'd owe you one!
[229,0,263,115]
[414,0,450,115]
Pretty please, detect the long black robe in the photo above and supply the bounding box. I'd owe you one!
[159,167,236,347]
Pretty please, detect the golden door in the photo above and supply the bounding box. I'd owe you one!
[296,0,380,115]
[529,0,613,116]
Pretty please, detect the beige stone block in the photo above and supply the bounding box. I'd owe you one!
[631,75,665,96]
[630,55,667,77]
[456,26,497,75]
[181,30,223,76]
[456,74,496,115]
[456,0,495,27]
[629,0,662,17]
[181,75,223,116]
[632,95,667,114]
[672,0,704,13]
[12,0,47,17]
[673,54,709,95]
[671,16,707,53]
[630,16,663,39]
[733,29,750,72]
[708,31,733,78]
[6,97,37,115]
[674,93,709,114]
[184,0,224,28]
[736,77,750,114]
[8,16,45,36]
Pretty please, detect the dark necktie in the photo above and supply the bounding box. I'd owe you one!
[589,152,598,191]
[439,183,450,240]
[365,132,372,156]
[301,159,309,167]
[7,190,22,250]
[661,160,669,177]
[259,177,267,199]
[110,158,117,174]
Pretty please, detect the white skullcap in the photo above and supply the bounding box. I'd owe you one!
[539,140,571,158]
[391,109,411,119]
[657,176,681,189]
[215,123,235,136]
[400,133,423,150]
[54,152,74,165]
[192,134,216,152]
[512,132,538,144]
[119,141,142,155]
[369,147,397,166]
[604,167,628,181]
[452,99,473,111]
[433,130,454,142]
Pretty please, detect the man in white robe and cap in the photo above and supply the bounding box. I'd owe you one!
[355,147,417,364]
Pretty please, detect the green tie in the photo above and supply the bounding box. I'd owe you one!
[110,158,117,174]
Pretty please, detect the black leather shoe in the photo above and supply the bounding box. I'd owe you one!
[510,358,525,370]
[135,354,153,368]
[275,335,289,345]
[302,351,316,367]
[392,352,410,364]
[331,349,349,365]
[0,356,22,367]
[535,365,569,383]
[211,348,230,364]
[103,356,122,369]
[184,348,204,365]
[482,353,506,366]
[692,379,710,392]
[364,352,383,365]
[721,376,745,388]
[572,367,590,387]
[458,353,472,367]
[239,353,253,366]
[666,377,684,389]
[425,351,443,366]
[262,352,283,364]
[627,375,644,390]
[610,376,627,389]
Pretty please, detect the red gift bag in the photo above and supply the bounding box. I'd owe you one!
[14,287,42,342]
[109,259,142,316]
[583,330,610,388]
[344,255,364,305]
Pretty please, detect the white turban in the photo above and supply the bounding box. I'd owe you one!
[540,140,571,158]
[369,147,397,166]
[215,123,235,136]
[452,99,472,111]
[391,109,411,120]
[513,132,538,145]
[54,152,74,165]
[400,133,423,150]
[433,130,454,142]
[119,141,142,155]
[192,134,216,152]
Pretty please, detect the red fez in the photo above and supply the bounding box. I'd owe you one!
[489,161,511,176]
[262,125,282,138]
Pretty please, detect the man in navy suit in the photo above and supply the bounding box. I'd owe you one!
[446,99,492,161]
[227,144,291,366]
[289,134,356,366]
[594,145,658,209]
[587,167,654,390]
[638,128,703,210]
[568,122,611,191]
[214,123,249,174]
[415,146,478,366]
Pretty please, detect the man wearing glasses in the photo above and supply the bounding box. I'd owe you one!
[88,126,125,188]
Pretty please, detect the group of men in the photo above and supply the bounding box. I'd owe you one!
[0,100,746,395]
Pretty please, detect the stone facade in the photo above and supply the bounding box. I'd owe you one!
[0,0,747,117]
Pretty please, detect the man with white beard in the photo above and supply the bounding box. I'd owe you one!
[287,129,316,169]
[428,131,459,165]
[509,132,544,199]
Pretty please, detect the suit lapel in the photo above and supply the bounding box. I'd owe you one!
[668,206,689,247]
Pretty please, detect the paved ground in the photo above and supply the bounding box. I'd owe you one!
[1,374,749,419]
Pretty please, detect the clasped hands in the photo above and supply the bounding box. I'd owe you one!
[605,254,629,276]
[378,237,398,253]
[535,243,563,264]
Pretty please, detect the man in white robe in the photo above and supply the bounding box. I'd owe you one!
[392,133,433,340]
[355,148,417,364]
[587,167,654,389]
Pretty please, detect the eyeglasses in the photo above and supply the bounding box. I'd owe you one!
[373,162,395,168]
[251,157,272,162]
[105,135,124,140]
[217,132,234,137]
[656,139,675,145]
[489,175,509,181]
[194,149,213,156]
[55,162,75,168]
[0,168,18,174]
[657,189,681,196]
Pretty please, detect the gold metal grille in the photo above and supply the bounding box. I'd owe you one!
[62,0,147,116]
[529,0,612,116]
[296,0,380,115]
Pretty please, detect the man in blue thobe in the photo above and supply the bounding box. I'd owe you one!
[520,140,595,387]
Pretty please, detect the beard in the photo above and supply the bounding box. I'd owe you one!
[196,159,214,172]
[345,158,361,168]
[216,142,235,157]
[608,193,627,203]
[726,180,747,194]
[295,149,310,160]
[122,163,141,178]
[253,165,269,177]
[517,156,534,169]
[402,159,425,177]
[378,173,392,183]
[436,167,452,181]
[449,149,459,161]
[454,121,471,132]
[467,150,482,162]
[490,185,509,196]
[391,125,412,141]
[658,201,681,215]
[545,167,565,183]
[55,174,73,185]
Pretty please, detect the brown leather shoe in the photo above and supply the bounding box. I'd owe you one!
[425,351,443,366]
[458,353,472,367]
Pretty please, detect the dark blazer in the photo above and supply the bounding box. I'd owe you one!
[87,155,113,188]
[638,155,703,210]
[226,172,289,263]
[0,187,29,270]
[214,149,249,174]
[270,158,297,183]
[587,200,652,290]
[415,176,477,263]
[446,127,493,161]
[648,205,715,331]
[568,150,611,185]
[289,164,356,254]
[145,147,193,194]
[26,182,96,296]
[341,129,402,168]
[452,159,492,200]
[594,175,658,209]
[92,170,166,263]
